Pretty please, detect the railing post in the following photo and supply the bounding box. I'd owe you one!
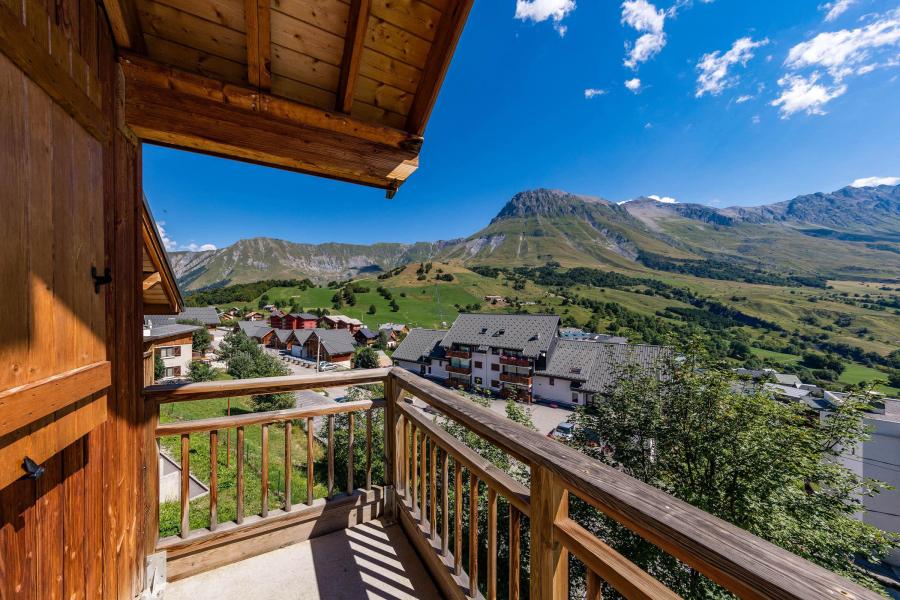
[530,464,568,600]
[384,374,402,520]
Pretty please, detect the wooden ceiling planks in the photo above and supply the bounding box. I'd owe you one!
[115,0,471,192]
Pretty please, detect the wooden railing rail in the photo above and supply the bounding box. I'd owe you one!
[388,367,881,600]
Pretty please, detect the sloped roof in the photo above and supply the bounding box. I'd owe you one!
[178,306,221,326]
[312,328,356,356]
[440,314,559,357]
[289,313,320,321]
[393,329,448,363]
[143,323,200,343]
[288,329,315,345]
[235,321,273,340]
[537,340,671,393]
[274,329,294,343]
[356,327,378,340]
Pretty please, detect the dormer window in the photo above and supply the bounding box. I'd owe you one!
[479,327,488,334]
[492,329,504,337]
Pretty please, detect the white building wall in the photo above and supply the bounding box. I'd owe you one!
[157,342,192,380]
[430,359,448,380]
[471,349,490,389]
[533,375,586,406]
[861,414,900,567]
[396,359,426,376]
[483,350,502,390]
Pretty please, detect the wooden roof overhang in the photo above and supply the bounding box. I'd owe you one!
[105,0,474,196]
[141,196,184,314]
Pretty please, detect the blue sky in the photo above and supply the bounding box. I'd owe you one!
[145,0,900,251]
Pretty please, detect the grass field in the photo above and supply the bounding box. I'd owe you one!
[750,347,899,395]
[750,347,802,365]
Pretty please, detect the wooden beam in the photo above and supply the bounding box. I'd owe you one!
[142,272,161,291]
[336,0,371,113]
[244,0,271,90]
[120,55,421,190]
[101,0,145,53]
[405,0,473,136]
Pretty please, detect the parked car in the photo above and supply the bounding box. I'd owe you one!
[549,422,574,442]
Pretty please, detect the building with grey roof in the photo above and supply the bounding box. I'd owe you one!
[233,320,274,343]
[146,306,221,329]
[440,313,559,357]
[392,329,448,380]
[533,340,670,407]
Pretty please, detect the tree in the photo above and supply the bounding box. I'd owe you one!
[367,304,377,315]
[376,330,390,350]
[219,330,294,412]
[389,299,400,312]
[321,386,385,487]
[153,353,164,381]
[187,361,218,382]
[178,319,213,354]
[354,346,379,369]
[569,341,893,596]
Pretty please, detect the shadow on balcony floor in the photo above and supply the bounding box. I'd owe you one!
[164,519,440,600]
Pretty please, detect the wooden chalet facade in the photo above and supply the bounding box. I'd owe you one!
[0,1,887,599]
[283,312,319,330]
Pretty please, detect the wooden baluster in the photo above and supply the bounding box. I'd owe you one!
[180,433,190,538]
[403,417,410,497]
[284,420,292,511]
[411,424,418,512]
[509,505,521,600]
[469,473,479,598]
[419,433,427,524]
[209,430,218,531]
[529,465,568,600]
[430,441,437,538]
[454,460,463,575]
[347,412,355,494]
[586,572,603,600]
[261,424,269,518]
[236,426,245,524]
[307,417,314,505]
[327,414,335,499]
[487,487,498,600]
[365,408,373,490]
[441,449,449,556]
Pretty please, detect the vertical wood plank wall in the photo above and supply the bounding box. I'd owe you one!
[0,1,146,597]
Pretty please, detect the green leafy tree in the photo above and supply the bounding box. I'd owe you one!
[187,361,218,382]
[219,330,294,411]
[570,340,894,597]
[368,304,377,315]
[322,386,385,487]
[354,346,379,369]
[178,319,213,354]
[154,353,165,381]
[375,330,390,350]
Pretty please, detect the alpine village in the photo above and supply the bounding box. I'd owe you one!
[1,1,899,600]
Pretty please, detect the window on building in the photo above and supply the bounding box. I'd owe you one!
[490,363,499,371]
[427,366,431,374]
[491,348,500,355]
[420,365,426,375]
[474,361,483,369]
[157,346,181,358]
[549,377,555,385]
[474,377,482,385]
[572,392,579,403]
[163,366,182,378]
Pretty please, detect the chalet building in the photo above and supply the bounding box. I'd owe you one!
[234,321,275,346]
[533,340,669,407]
[391,329,448,380]
[244,311,265,321]
[271,329,294,350]
[284,312,320,330]
[355,327,379,346]
[379,322,409,336]
[269,309,286,329]
[322,314,363,333]
[143,322,200,382]
[2,2,877,598]
[288,328,355,365]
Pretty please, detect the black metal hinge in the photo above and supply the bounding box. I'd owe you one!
[22,457,44,480]
[92,266,112,293]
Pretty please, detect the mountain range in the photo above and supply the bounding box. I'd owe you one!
[169,184,900,290]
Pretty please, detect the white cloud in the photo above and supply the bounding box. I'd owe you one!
[648,194,678,203]
[584,88,607,98]
[735,94,753,103]
[695,37,769,97]
[784,9,900,80]
[820,0,856,22]
[773,9,899,117]
[625,77,642,92]
[515,0,576,37]
[850,176,900,187]
[771,73,847,117]
[182,243,218,252]
[156,222,177,252]
[644,122,653,128]
[621,0,668,68]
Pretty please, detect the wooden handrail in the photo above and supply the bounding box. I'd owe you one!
[389,367,880,600]
[155,400,373,436]
[144,368,391,403]
[397,401,531,517]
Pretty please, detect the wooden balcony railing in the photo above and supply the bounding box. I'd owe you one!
[143,367,881,599]
[447,349,472,359]
[499,354,531,367]
[447,364,472,375]
[499,372,532,386]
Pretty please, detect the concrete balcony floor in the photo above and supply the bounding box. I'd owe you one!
[165,520,440,600]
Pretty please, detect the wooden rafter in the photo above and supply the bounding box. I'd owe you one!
[121,55,422,191]
[405,0,473,136]
[336,0,371,114]
[142,272,162,291]
[101,0,145,52]
[244,0,271,90]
